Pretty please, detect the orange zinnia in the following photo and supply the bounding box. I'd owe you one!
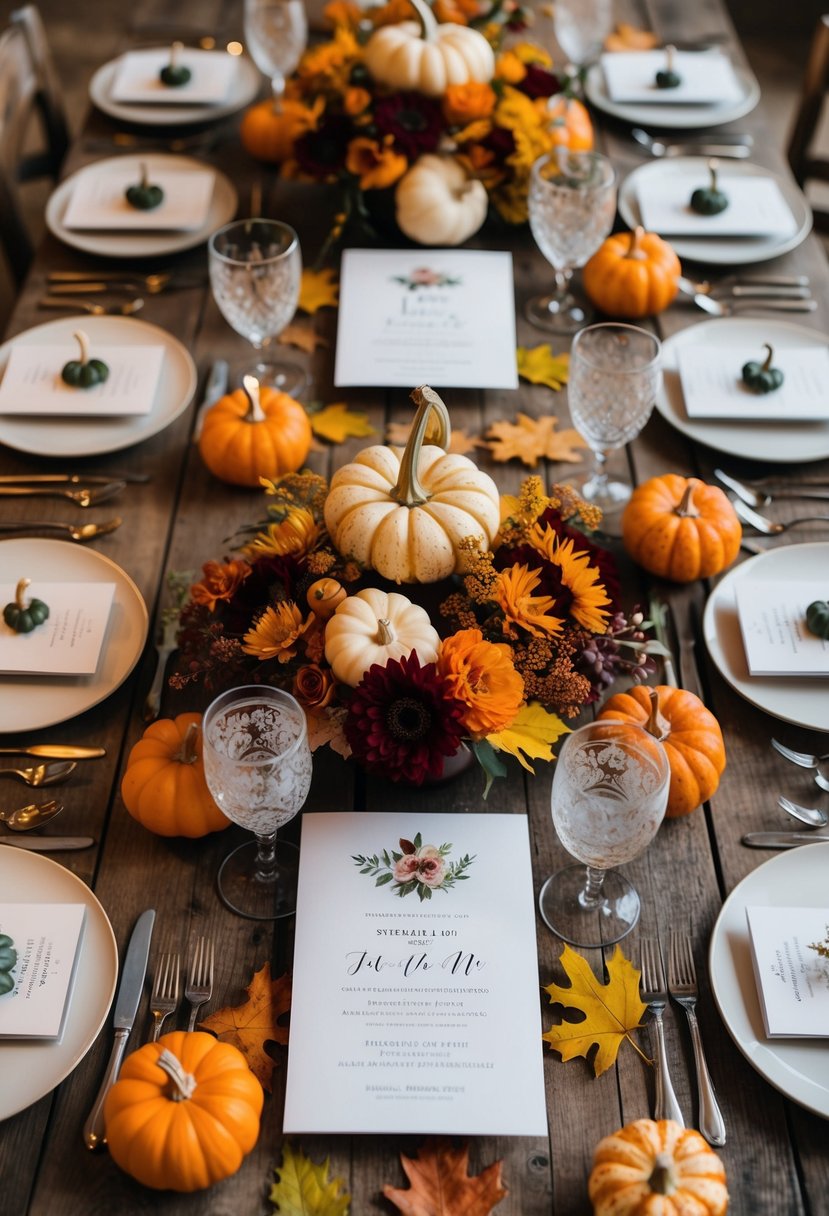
[495,564,563,638]
[443,82,497,126]
[189,559,251,612]
[345,136,408,190]
[438,629,524,738]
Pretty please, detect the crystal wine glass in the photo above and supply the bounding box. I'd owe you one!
[567,322,662,510]
[526,150,617,333]
[202,686,312,920]
[538,721,670,948]
[208,217,304,393]
[244,0,308,110]
[553,0,614,87]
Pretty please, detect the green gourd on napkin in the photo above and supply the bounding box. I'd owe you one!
[0,934,17,996]
[655,44,682,89]
[3,578,50,634]
[61,329,109,388]
[742,343,784,393]
[690,159,729,215]
[159,40,192,86]
[806,599,829,639]
[125,163,164,210]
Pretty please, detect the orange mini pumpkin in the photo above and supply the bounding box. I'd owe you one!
[583,226,681,318]
[589,1119,728,1216]
[239,98,320,164]
[597,685,726,818]
[622,474,741,583]
[121,713,230,837]
[547,94,594,151]
[198,380,312,488]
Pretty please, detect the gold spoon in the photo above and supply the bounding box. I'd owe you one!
[0,761,77,787]
[0,800,64,831]
[0,518,122,542]
[37,296,145,315]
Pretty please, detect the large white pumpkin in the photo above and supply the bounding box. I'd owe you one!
[396,155,488,246]
[324,588,440,687]
[363,0,495,97]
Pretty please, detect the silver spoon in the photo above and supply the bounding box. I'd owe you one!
[0,761,76,787]
[778,796,829,828]
[731,498,829,535]
[0,800,64,831]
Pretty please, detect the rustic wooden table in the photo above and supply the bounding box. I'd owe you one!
[1,1,827,1212]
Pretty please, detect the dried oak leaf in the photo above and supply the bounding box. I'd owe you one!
[386,421,479,455]
[309,401,375,443]
[484,414,586,467]
[516,344,569,390]
[278,323,328,353]
[542,944,647,1077]
[199,962,291,1091]
[383,1140,507,1216]
[299,268,339,314]
[269,1142,351,1215]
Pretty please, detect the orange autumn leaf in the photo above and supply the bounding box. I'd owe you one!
[383,1141,508,1216]
[199,962,291,1091]
[279,323,329,353]
[604,22,659,51]
[299,268,339,313]
[484,414,587,467]
[386,421,479,455]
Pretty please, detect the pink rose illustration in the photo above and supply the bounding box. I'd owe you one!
[393,855,420,882]
[417,856,446,887]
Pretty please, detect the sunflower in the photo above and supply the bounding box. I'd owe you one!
[495,564,563,638]
[528,524,611,632]
[241,508,321,559]
[241,602,308,663]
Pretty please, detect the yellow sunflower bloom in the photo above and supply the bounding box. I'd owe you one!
[527,525,612,632]
[241,508,321,559]
[495,564,563,638]
[242,602,308,662]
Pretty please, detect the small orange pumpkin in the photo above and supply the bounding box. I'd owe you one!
[121,713,230,837]
[589,1119,728,1216]
[306,577,347,619]
[597,685,726,818]
[622,474,742,583]
[583,226,681,318]
[546,94,594,151]
[198,380,312,488]
[239,98,320,164]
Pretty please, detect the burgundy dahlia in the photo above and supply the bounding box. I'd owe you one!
[517,65,561,99]
[293,115,353,178]
[373,92,443,160]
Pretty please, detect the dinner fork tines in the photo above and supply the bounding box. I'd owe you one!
[667,932,726,1146]
[185,936,214,1031]
[149,951,180,1042]
[640,938,685,1127]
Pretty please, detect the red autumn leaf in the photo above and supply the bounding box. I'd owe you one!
[383,1140,508,1216]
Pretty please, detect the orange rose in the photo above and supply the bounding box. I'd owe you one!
[189,559,251,612]
[293,663,336,709]
[345,136,408,190]
[442,82,497,126]
[438,628,524,738]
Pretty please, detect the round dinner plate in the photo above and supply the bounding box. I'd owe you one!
[618,157,812,265]
[655,318,829,463]
[0,539,148,733]
[584,61,760,129]
[709,843,829,1119]
[45,154,238,259]
[0,315,197,457]
[0,849,118,1122]
[702,542,829,732]
[89,49,261,126]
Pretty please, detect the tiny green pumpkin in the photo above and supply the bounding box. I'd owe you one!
[3,578,50,634]
[0,934,17,996]
[61,329,109,389]
[690,158,729,215]
[125,163,164,210]
[655,44,682,89]
[806,599,829,639]
[159,40,192,87]
[742,343,784,394]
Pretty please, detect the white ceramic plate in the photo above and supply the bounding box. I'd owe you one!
[584,60,760,129]
[46,154,237,259]
[89,50,260,126]
[0,539,148,733]
[702,542,829,732]
[0,315,197,457]
[655,318,829,463]
[618,157,812,265]
[0,849,118,1121]
[709,843,829,1119]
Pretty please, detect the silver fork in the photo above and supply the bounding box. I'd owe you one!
[667,932,726,1146]
[184,937,214,1031]
[149,952,180,1041]
[639,938,685,1126]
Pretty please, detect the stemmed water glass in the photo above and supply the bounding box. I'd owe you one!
[553,0,614,89]
[567,323,662,510]
[202,686,312,920]
[526,150,617,333]
[244,0,308,110]
[208,217,304,393]
[539,721,670,948]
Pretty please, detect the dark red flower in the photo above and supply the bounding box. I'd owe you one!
[344,652,467,785]
[374,92,443,160]
[516,65,561,99]
[293,115,353,179]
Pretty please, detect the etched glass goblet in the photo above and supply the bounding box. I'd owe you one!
[202,686,312,920]
[244,0,307,111]
[539,721,670,948]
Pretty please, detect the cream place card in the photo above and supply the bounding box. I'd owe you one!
[0,344,165,416]
[677,346,829,421]
[62,165,215,231]
[746,905,829,1038]
[637,170,797,238]
[110,49,236,105]
[0,581,116,675]
[735,580,829,677]
[284,811,547,1135]
[0,903,86,1040]
[334,249,519,389]
[600,51,744,104]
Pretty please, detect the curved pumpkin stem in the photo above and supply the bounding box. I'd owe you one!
[72,330,91,367]
[644,687,671,742]
[376,618,394,645]
[761,343,774,372]
[13,578,31,611]
[674,482,700,519]
[707,157,719,192]
[409,0,438,41]
[177,722,201,766]
[664,44,676,73]
[242,375,267,424]
[157,1047,198,1102]
[625,226,647,260]
[649,1152,678,1196]
[392,385,451,508]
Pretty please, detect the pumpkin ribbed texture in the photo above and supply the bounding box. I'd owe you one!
[589,1118,728,1216]
[583,226,681,318]
[364,0,495,96]
[121,714,230,837]
[198,386,312,487]
[621,474,741,582]
[395,154,488,246]
[324,587,440,687]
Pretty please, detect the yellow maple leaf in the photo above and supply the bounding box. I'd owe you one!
[199,963,291,1092]
[278,323,328,353]
[299,268,339,314]
[486,703,570,772]
[310,402,375,443]
[386,421,479,455]
[485,413,587,467]
[542,945,648,1077]
[269,1143,351,1216]
[516,344,569,390]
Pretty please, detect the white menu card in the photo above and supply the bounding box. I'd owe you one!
[0,581,116,675]
[62,166,215,231]
[0,344,165,417]
[0,903,86,1040]
[637,171,797,238]
[334,249,519,389]
[677,346,829,421]
[600,51,744,105]
[284,811,547,1135]
[110,49,237,105]
[746,905,829,1038]
[735,580,829,677]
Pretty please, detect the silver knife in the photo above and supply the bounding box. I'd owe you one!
[191,358,229,442]
[83,908,156,1151]
[0,745,105,759]
[0,835,95,850]
[742,832,829,849]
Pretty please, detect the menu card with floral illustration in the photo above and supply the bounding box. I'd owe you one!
[0,903,86,1039]
[283,811,547,1135]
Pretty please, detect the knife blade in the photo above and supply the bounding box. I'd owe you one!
[0,745,105,759]
[742,832,829,849]
[191,358,229,442]
[0,836,95,850]
[83,908,156,1150]
[0,472,150,486]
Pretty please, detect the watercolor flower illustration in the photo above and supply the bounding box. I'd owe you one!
[353,833,475,901]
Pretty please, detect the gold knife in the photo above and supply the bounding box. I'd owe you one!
[0,745,105,759]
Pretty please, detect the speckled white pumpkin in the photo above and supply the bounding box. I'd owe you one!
[324,588,440,686]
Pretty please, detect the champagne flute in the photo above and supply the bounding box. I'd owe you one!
[539,721,670,948]
[244,0,307,110]
[567,323,662,510]
[553,0,613,91]
[526,150,617,333]
[202,686,312,920]
[208,217,305,393]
